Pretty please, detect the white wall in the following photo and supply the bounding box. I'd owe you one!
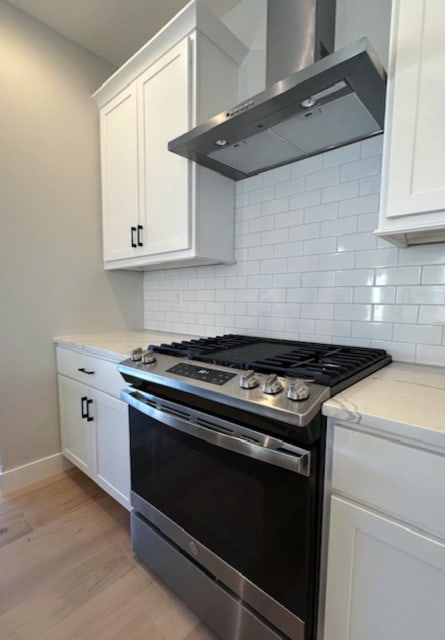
[144,136,445,367]
[0,1,143,474]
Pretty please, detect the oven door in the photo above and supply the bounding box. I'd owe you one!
[123,387,321,640]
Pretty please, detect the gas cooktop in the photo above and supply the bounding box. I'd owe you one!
[118,334,391,433]
[148,334,391,393]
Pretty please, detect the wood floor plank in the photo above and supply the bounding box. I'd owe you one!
[0,510,32,547]
[0,468,219,640]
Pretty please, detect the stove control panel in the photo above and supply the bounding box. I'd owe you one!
[167,363,237,386]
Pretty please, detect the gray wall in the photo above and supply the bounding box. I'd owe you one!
[0,1,143,472]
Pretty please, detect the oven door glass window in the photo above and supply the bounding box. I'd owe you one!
[130,406,320,624]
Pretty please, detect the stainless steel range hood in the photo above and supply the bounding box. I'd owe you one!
[168,0,386,181]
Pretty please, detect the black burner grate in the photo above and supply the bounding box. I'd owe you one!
[150,334,391,391]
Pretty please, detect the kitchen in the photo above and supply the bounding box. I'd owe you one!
[1,0,444,639]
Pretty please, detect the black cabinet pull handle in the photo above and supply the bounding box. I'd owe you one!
[81,396,88,419]
[137,225,143,247]
[131,226,137,248]
[78,367,95,375]
[86,398,94,422]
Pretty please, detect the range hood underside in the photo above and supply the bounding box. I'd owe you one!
[168,39,386,181]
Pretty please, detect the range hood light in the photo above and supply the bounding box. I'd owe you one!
[215,139,228,147]
[301,97,317,109]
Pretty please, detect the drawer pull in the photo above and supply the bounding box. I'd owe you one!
[78,367,95,375]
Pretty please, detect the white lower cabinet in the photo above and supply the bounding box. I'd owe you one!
[57,347,130,510]
[322,423,445,640]
[324,496,445,640]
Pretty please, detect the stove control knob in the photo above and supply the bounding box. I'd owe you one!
[131,347,143,362]
[261,374,283,395]
[141,349,157,365]
[239,370,259,389]
[287,379,310,401]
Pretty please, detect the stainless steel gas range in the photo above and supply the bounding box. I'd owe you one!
[118,335,391,640]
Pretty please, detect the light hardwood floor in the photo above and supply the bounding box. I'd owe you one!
[0,468,219,640]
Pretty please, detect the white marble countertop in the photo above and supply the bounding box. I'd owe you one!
[54,330,198,363]
[323,362,445,451]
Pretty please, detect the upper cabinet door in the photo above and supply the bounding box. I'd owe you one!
[138,38,192,257]
[378,0,445,244]
[100,86,139,261]
[385,0,445,217]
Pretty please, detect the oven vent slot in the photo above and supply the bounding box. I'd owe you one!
[195,417,234,436]
[157,402,192,422]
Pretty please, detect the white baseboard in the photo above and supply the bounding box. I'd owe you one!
[0,453,72,496]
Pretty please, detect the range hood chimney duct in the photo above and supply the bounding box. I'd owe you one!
[168,0,386,181]
[266,0,336,85]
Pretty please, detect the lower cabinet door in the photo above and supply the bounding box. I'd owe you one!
[93,389,131,510]
[58,375,92,476]
[323,496,445,640]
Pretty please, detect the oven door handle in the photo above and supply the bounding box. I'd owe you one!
[122,388,311,477]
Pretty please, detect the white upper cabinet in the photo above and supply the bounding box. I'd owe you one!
[377,0,445,246]
[94,1,247,270]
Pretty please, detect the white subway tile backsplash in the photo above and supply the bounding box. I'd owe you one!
[285,318,316,333]
[351,321,393,340]
[339,194,379,217]
[287,288,318,303]
[303,237,337,255]
[318,252,355,271]
[291,155,323,177]
[322,180,358,204]
[317,287,353,303]
[359,174,381,196]
[275,209,305,229]
[357,211,379,232]
[375,266,422,285]
[145,143,445,368]
[395,324,442,345]
[334,269,375,286]
[320,216,357,237]
[396,285,445,305]
[315,320,351,337]
[306,167,339,191]
[340,155,381,182]
[273,273,302,288]
[275,177,305,198]
[301,303,334,319]
[304,202,339,223]
[261,164,290,186]
[354,286,396,304]
[361,135,384,157]
[398,244,445,266]
[418,305,445,324]
[260,258,288,274]
[422,266,445,284]
[323,143,361,168]
[262,197,289,216]
[302,271,335,287]
[248,215,275,233]
[415,344,445,366]
[355,248,398,269]
[274,241,303,258]
[290,190,322,210]
[334,304,373,322]
[337,232,377,253]
[373,304,418,323]
[249,185,276,204]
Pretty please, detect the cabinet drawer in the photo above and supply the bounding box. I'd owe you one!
[332,425,445,539]
[56,347,124,399]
